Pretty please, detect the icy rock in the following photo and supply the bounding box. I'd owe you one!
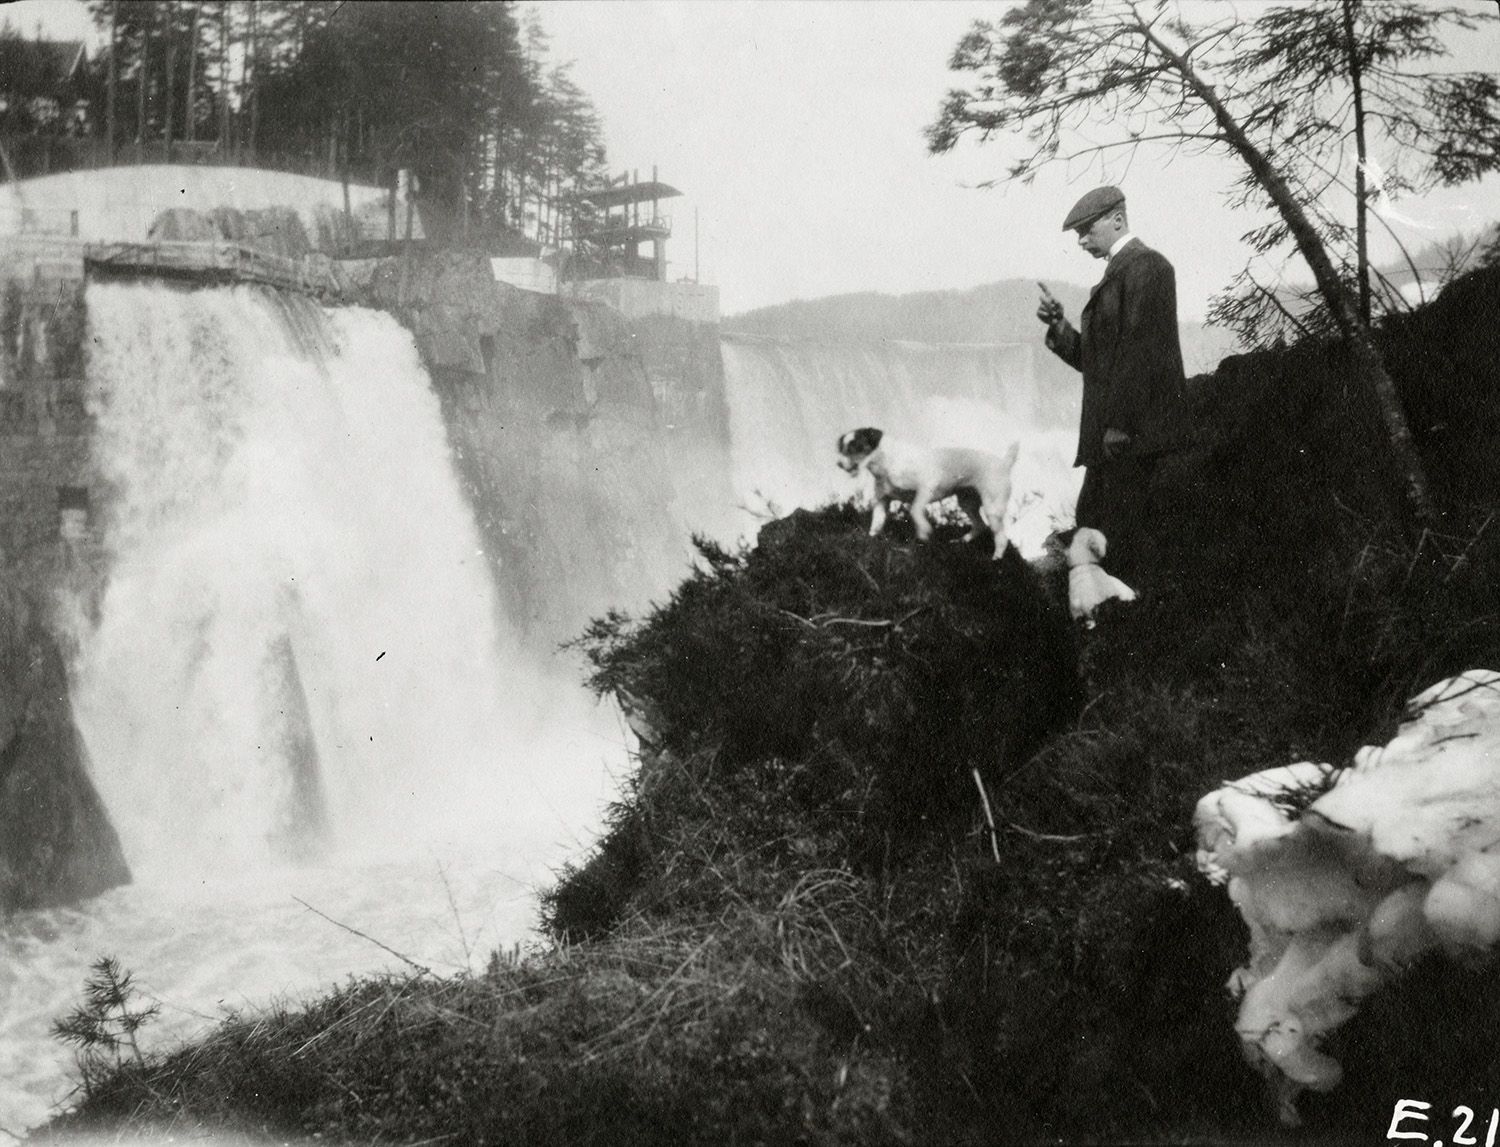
[1194,669,1500,1118]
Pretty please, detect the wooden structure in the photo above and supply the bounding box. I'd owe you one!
[83,240,345,298]
[573,168,680,281]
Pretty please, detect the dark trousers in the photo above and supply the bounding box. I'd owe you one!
[1075,456,1157,583]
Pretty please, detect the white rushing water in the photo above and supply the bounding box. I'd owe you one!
[0,283,625,1132]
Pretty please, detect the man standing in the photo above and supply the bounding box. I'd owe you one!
[1036,185,1185,581]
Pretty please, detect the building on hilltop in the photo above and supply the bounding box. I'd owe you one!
[571,168,681,283]
[491,166,718,322]
[543,167,717,323]
[0,38,90,138]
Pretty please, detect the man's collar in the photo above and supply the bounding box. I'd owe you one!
[1106,232,1137,260]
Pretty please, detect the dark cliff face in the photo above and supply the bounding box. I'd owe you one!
[0,585,129,914]
[0,254,130,914]
[357,249,736,651]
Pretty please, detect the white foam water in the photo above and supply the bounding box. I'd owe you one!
[74,284,559,868]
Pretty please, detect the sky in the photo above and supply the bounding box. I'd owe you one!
[537,0,1500,317]
[7,0,1500,319]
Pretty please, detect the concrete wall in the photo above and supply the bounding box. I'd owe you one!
[490,257,558,295]
[352,249,736,649]
[572,278,720,324]
[0,240,94,570]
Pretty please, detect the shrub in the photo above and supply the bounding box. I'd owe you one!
[555,505,1081,936]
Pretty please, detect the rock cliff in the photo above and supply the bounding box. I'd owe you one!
[0,583,128,913]
[355,250,735,649]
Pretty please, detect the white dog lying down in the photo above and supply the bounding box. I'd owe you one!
[1067,527,1137,622]
[835,427,1018,560]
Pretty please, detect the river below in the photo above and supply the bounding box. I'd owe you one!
[1,707,626,1136]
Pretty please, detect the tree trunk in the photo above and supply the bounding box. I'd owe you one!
[457,141,470,242]
[163,0,175,162]
[106,0,118,163]
[1341,0,1373,324]
[341,119,353,254]
[246,0,259,160]
[399,172,416,307]
[219,2,231,152]
[184,4,198,143]
[1138,16,1436,528]
[136,12,149,161]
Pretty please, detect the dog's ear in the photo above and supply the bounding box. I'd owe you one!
[1069,528,1108,564]
[838,428,882,457]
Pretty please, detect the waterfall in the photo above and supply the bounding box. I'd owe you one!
[717,334,1082,556]
[73,282,551,877]
[2,277,624,1132]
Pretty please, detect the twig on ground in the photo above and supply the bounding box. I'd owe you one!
[893,605,930,628]
[1446,511,1494,579]
[292,897,432,976]
[1005,821,1099,843]
[434,858,474,973]
[971,769,1002,863]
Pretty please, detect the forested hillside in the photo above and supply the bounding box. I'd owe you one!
[1,2,606,249]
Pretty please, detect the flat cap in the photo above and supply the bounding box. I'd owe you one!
[1062,185,1126,231]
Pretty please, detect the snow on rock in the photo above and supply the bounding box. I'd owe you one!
[1194,669,1500,1122]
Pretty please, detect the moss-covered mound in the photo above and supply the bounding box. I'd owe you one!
[548,505,1080,939]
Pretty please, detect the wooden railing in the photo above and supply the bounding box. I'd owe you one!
[83,240,346,297]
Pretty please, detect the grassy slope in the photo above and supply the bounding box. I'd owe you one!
[36,269,1500,1146]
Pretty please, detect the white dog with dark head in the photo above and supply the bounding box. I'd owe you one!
[836,427,1019,560]
[1066,527,1137,624]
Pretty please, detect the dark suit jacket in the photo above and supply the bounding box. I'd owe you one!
[1045,238,1186,467]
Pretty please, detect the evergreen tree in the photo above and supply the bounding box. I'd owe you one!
[69,1,606,249]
